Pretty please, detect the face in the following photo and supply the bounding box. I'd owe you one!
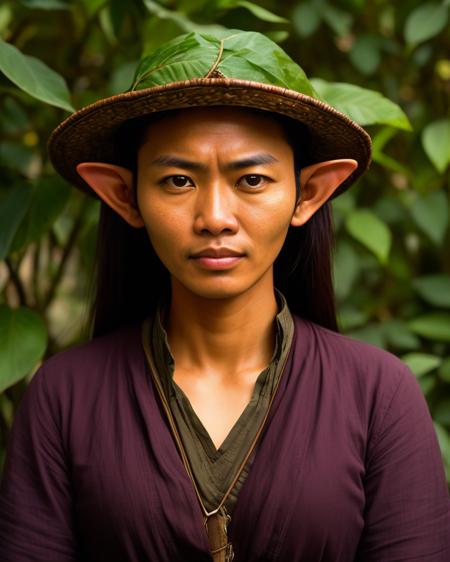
[135,106,298,301]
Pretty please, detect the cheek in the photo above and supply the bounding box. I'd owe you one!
[249,193,295,249]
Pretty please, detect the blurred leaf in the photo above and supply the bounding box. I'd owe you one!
[20,0,70,8]
[384,321,420,350]
[292,2,321,37]
[413,275,450,308]
[434,423,450,480]
[334,240,360,300]
[10,177,71,253]
[80,0,107,16]
[0,97,29,134]
[347,324,385,347]
[0,40,74,112]
[338,304,367,331]
[265,30,289,43]
[107,61,138,95]
[404,3,449,46]
[320,4,353,36]
[418,374,437,395]
[409,313,450,342]
[434,400,450,426]
[0,185,32,259]
[346,209,392,264]
[0,141,35,174]
[233,1,288,23]
[0,306,47,392]
[402,352,442,377]
[439,358,450,382]
[422,119,450,173]
[311,79,412,130]
[410,191,449,245]
[349,34,380,75]
[143,0,225,34]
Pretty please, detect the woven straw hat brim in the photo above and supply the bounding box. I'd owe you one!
[48,77,372,197]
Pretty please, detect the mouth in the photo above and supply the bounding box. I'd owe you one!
[189,247,245,270]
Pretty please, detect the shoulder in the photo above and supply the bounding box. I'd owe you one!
[29,323,144,404]
[293,314,411,380]
[291,315,422,430]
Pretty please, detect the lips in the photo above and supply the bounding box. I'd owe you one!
[190,247,245,259]
[189,247,245,270]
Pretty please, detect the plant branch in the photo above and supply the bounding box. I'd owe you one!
[43,199,89,309]
[4,258,27,307]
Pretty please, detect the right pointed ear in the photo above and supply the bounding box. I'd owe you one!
[76,162,144,228]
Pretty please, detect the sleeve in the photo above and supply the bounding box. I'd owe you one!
[0,366,80,561]
[355,366,450,561]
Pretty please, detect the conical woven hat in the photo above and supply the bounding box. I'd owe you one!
[48,30,372,198]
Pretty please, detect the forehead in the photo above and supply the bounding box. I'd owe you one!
[138,106,291,152]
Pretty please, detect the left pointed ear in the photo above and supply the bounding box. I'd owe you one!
[291,159,358,227]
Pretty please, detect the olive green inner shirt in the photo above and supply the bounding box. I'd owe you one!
[145,291,294,515]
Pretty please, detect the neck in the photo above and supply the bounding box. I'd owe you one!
[165,277,278,379]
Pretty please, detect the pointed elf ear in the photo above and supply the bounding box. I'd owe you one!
[76,162,144,228]
[290,159,358,227]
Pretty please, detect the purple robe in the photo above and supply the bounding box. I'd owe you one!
[1,316,449,561]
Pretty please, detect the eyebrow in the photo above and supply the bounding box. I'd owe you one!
[150,153,279,171]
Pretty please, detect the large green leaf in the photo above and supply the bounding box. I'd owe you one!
[422,118,450,173]
[409,313,450,342]
[10,177,71,253]
[0,185,33,260]
[132,32,218,88]
[346,209,392,264]
[404,3,449,46]
[401,352,442,377]
[218,32,315,95]
[0,306,47,392]
[0,40,74,112]
[413,275,450,308]
[132,30,316,96]
[410,191,449,245]
[311,78,412,130]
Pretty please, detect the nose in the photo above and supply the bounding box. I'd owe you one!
[193,182,239,236]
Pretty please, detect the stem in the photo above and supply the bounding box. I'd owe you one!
[32,241,42,309]
[43,199,89,309]
[5,258,27,307]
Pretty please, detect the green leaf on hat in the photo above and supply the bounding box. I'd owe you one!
[311,78,412,130]
[131,30,316,97]
[131,32,219,89]
[0,40,74,112]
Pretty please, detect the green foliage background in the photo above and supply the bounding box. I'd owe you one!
[0,0,449,479]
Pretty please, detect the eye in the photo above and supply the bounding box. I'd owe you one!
[160,175,195,189]
[238,174,270,190]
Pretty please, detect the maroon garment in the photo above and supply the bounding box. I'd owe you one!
[0,316,449,561]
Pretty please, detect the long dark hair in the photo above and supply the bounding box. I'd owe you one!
[89,109,338,337]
